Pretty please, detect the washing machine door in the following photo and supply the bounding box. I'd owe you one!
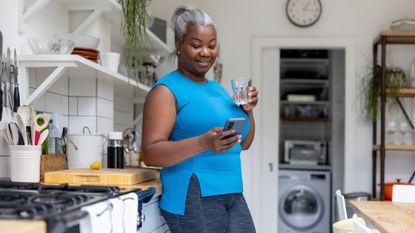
[279,184,323,230]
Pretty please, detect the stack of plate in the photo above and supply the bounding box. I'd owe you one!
[72,47,100,63]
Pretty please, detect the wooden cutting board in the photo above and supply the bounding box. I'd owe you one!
[44,168,157,186]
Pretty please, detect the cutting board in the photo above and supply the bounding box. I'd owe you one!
[44,168,157,186]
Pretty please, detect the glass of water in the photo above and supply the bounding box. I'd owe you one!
[231,78,251,105]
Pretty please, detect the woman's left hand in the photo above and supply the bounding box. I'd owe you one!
[241,86,258,112]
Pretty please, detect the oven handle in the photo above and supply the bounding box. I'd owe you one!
[137,187,156,203]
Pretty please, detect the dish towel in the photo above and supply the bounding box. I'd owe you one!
[108,197,124,233]
[120,192,139,233]
[80,201,112,233]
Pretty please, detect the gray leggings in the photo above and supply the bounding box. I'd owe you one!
[160,175,256,233]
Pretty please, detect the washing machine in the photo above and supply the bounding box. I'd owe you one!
[278,169,331,233]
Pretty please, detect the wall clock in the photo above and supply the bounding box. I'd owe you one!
[286,0,322,27]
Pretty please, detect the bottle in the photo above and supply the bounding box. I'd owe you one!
[48,119,59,154]
[107,132,124,168]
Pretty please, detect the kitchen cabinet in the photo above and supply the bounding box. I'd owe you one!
[371,31,415,200]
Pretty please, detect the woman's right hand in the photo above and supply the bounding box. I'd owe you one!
[199,128,241,153]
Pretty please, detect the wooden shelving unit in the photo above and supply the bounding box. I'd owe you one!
[372,31,415,200]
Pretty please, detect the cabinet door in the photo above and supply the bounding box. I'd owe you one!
[140,197,168,233]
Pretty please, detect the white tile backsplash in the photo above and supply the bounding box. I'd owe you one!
[97,117,113,133]
[69,116,96,134]
[69,97,78,115]
[97,78,114,101]
[69,75,97,97]
[114,96,132,113]
[114,110,132,126]
[30,88,46,112]
[78,97,96,116]
[48,73,69,95]
[97,98,113,118]
[46,92,66,115]
[61,96,69,115]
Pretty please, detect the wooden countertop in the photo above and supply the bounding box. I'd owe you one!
[121,177,162,196]
[350,200,415,233]
[0,220,46,233]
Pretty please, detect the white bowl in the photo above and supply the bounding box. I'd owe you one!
[55,34,100,49]
[29,38,73,54]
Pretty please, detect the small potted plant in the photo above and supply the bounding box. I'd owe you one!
[119,0,149,80]
[361,65,406,121]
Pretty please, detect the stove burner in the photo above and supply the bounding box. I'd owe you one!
[0,190,92,219]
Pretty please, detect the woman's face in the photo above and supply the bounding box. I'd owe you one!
[176,24,218,79]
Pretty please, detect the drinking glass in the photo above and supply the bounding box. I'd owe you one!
[386,120,398,144]
[231,78,251,105]
[399,121,411,145]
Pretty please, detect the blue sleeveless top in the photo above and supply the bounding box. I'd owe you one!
[151,71,250,215]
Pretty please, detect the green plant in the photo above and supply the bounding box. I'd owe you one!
[361,65,406,121]
[120,0,148,80]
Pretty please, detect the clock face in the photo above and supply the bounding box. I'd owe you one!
[286,0,322,27]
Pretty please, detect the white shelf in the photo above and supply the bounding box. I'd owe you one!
[19,54,151,105]
[19,0,174,58]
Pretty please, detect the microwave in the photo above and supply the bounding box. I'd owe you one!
[284,140,328,165]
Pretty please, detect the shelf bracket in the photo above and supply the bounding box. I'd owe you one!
[23,66,67,106]
[72,8,107,34]
[18,0,51,32]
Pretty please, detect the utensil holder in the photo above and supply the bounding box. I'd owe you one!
[9,145,41,182]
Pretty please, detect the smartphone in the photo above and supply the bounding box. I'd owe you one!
[223,118,246,139]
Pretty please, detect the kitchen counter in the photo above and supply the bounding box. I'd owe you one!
[122,177,162,196]
[350,200,415,233]
[0,220,46,233]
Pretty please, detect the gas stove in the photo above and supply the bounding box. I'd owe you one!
[0,179,155,233]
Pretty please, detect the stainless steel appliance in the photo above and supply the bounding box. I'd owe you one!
[284,140,327,165]
[0,179,155,233]
[278,169,331,233]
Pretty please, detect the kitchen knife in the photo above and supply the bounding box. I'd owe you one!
[13,49,19,112]
[0,31,3,121]
[6,48,13,115]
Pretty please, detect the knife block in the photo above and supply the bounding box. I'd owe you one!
[40,154,67,182]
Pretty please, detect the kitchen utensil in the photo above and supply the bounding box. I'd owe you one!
[13,49,19,112]
[45,168,157,186]
[9,122,24,145]
[3,126,12,145]
[37,129,49,146]
[17,105,33,127]
[16,114,27,145]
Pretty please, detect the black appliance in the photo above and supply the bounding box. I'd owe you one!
[0,179,155,233]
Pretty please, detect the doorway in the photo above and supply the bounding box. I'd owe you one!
[250,37,355,233]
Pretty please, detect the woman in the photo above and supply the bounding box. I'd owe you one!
[141,6,258,233]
